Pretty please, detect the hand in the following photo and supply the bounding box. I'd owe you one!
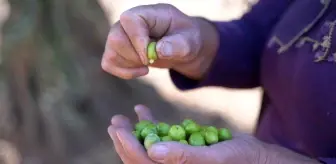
[108,105,320,164]
[108,105,158,164]
[101,4,219,80]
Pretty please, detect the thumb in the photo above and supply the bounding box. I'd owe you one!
[148,142,212,164]
[156,32,200,61]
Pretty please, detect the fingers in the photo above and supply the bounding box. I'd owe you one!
[106,22,143,65]
[101,48,148,79]
[108,126,131,164]
[116,128,154,163]
[148,142,211,164]
[108,122,154,164]
[102,60,148,79]
[111,115,133,131]
[156,31,201,61]
[119,4,175,65]
[103,3,202,77]
[102,22,149,79]
[134,104,157,123]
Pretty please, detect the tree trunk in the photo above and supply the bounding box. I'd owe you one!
[0,0,112,163]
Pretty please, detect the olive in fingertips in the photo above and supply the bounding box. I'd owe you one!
[147,42,158,64]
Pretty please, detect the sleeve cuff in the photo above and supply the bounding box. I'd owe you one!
[169,20,260,90]
[319,158,336,164]
[169,69,201,91]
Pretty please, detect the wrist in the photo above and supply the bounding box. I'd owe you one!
[172,17,219,80]
[264,143,322,164]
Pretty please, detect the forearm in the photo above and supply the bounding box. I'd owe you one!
[170,18,264,90]
[264,144,336,164]
[170,0,293,90]
[264,143,322,164]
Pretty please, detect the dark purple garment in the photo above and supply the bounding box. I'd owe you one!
[170,0,336,163]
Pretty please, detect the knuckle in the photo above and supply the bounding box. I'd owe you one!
[107,32,125,48]
[176,151,192,164]
[191,30,202,53]
[111,115,127,125]
[156,3,179,13]
[179,37,192,58]
[157,3,175,9]
[105,51,118,62]
[101,60,111,72]
[182,45,192,58]
[121,72,136,80]
[120,10,136,24]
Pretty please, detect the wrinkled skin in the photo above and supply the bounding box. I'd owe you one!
[108,105,320,164]
[104,3,320,164]
[101,4,219,80]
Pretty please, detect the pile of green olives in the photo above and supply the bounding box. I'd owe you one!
[132,119,232,150]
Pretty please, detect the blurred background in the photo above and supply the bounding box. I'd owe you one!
[0,0,261,163]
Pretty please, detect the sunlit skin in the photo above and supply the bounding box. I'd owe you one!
[104,3,323,164]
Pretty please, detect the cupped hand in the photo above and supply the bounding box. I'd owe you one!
[102,4,219,80]
[108,105,262,164]
[108,105,158,164]
[107,105,261,164]
[108,105,321,164]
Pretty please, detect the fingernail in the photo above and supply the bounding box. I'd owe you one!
[134,104,143,112]
[149,144,169,161]
[157,41,173,57]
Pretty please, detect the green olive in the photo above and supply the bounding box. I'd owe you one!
[185,123,201,135]
[161,136,173,142]
[200,127,207,137]
[146,123,157,130]
[147,41,158,64]
[168,125,186,141]
[181,119,195,128]
[179,140,189,145]
[206,126,218,135]
[157,122,171,137]
[144,133,161,150]
[218,128,232,141]
[135,120,152,132]
[141,126,158,139]
[204,131,219,145]
[188,132,206,146]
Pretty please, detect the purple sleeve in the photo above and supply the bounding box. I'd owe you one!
[170,0,293,90]
[319,158,336,164]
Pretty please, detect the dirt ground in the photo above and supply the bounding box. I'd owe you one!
[0,0,262,163]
